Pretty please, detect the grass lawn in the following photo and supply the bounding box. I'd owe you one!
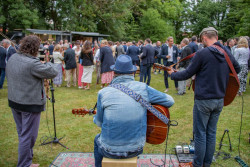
[0,70,249,167]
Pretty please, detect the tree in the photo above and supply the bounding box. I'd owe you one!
[186,0,250,41]
[139,8,175,42]
[0,0,39,34]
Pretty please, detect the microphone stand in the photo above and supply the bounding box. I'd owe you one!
[40,79,69,149]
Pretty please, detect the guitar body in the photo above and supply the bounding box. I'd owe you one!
[224,73,239,106]
[146,105,170,145]
[192,73,239,106]
[73,105,170,145]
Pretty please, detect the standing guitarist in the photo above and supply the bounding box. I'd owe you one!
[93,55,174,167]
[168,27,240,167]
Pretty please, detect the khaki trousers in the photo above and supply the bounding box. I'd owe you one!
[66,68,76,87]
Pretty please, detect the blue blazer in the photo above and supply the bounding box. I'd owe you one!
[49,45,54,55]
[141,44,158,65]
[6,46,16,61]
[100,46,115,73]
[126,45,139,61]
[64,48,76,69]
[160,44,179,65]
[188,42,198,53]
[0,46,7,68]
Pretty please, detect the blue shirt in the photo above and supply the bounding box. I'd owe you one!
[94,75,174,152]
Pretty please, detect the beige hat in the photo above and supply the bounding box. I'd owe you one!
[199,27,218,37]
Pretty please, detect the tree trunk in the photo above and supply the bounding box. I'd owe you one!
[3,22,7,34]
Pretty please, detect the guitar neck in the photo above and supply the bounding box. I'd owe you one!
[72,108,96,116]
[153,63,177,72]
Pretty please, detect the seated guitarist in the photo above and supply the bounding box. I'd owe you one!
[168,27,240,167]
[93,54,174,167]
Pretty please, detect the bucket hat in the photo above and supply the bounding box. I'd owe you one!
[110,55,137,74]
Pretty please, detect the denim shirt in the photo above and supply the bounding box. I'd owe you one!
[94,75,174,153]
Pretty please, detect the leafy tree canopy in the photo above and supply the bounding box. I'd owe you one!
[0,0,249,42]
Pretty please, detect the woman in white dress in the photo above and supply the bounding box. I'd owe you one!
[80,41,94,90]
[53,44,64,87]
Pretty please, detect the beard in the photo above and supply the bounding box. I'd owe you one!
[202,41,208,48]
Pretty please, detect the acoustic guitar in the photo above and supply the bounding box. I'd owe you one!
[153,45,240,106]
[72,104,170,145]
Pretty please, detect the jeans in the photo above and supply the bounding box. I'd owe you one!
[140,63,152,85]
[0,68,5,89]
[12,108,41,167]
[193,99,224,167]
[164,62,178,88]
[177,67,186,94]
[94,134,143,167]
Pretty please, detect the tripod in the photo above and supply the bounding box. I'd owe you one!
[40,79,69,149]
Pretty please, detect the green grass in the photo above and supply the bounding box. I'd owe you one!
[0,71,249,167]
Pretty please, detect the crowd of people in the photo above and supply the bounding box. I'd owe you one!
[0,29,249,167]
[1,34,249,94]
[30,34,249,96]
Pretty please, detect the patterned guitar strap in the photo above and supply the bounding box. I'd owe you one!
[109,83,170,125]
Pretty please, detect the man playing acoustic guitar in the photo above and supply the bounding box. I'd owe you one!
[168,27,240,167]
[93,54,174,167]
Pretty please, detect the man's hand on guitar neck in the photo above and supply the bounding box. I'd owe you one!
[167,68,175,75]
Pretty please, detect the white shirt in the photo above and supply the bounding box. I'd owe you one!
[168,46,173,62]
[53,51,64,64]
[94,49,100,62]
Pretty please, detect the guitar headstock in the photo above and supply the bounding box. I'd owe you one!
[153,63,177,72]
[72,108,96,117]
[153,63,169,71]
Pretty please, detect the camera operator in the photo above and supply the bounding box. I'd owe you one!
[6,35,58,167]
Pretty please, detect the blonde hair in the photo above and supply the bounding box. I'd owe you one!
[237,37,248,48]
[101,40,108,45]
[54,44,61,52]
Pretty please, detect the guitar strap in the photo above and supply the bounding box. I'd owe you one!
[211,45,239,83]
[170,52,196,68]
[109,83,170,125]
[177,52,196,65]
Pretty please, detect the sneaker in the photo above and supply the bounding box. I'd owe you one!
[78,86,83,89]
[154,72,158,75]
[164,89,168,93]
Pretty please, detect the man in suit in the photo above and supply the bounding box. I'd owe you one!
[126,41,140,66]
[2,39,16,62]
[154,41,162,74]
[138,40,144,54]
[49,41,55,55]
[139,38,158,85]
[0,41,7,89]
[188,36,198,53]
[160,37,179,92]
[123,42,128,52]
[116,41,125,58]
[226,38,234,54]
[176,38,192,95]
[63,43,77,87]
